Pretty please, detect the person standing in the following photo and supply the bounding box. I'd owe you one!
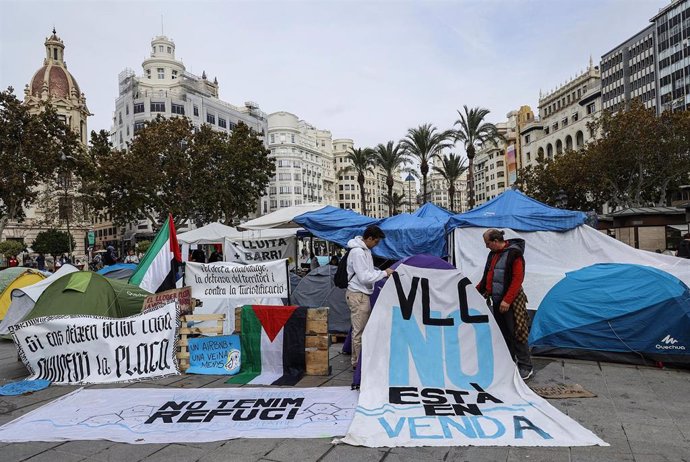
[7,255,18,267]
[345,225,393,370]
[476,229,533,380]
[36,253,46,271]
[677,233,690,258]
[124,249,139,264]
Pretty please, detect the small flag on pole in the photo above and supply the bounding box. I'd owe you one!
[129,214,181,293]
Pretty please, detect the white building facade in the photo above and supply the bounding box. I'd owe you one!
[520,62,602,169]
[263,112,336,215]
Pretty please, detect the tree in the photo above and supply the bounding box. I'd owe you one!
[191,122,274,225]
[515,100,690,211]
[374,141,409,216]
[136,240,152,255]
[382,192,406,216]
[432,153,468,212]
[401,124,453,205]
[87,117,274,228]
[454,106,503,209]
[0,87,83,236]
[0,240,24,258]
[32,228,75,261]
[345,147,376,215]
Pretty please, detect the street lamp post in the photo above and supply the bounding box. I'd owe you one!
[60,152,76,262]
[405,173,414,213]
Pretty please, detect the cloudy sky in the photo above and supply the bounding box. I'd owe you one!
[1,0,670,149]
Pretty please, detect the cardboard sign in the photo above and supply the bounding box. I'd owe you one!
[142,287,193,315]
[341,263,607,448]
[10,304,180,384]
[186,335,241,375]
[186,260,288,299]
[225,237,296,264]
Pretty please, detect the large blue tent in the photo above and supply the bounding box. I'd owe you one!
[412,202,453,219]
[530,263,690,365]
[293,205,452,261]
[447,189,587,232]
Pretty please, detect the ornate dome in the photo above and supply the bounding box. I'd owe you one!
[28,29,82,99]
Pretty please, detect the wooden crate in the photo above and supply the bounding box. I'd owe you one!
[235,307,330,376]
[177,313,225,372]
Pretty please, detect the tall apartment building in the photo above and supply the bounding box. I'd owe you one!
[333,140,405,218]
[472,107,534,207]
[520,62,601,169]
[109,35,268,245]
[1,30,91,260]
[262,112,336,215]
[601,25,657,113]
[653,0,690,112]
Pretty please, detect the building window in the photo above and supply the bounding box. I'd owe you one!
[270,134,275,143]
[157,68,165,79]
[172,70,178,80]
[206,113,216,124]
[150,102,165,112]
[229,121,236,130]
[587,102,596,114]
[291,134,295,143]
[146,69,151,79]
[193,105,199,117]
[125,104,129,115]
[118,112,122,125]
[159,45,163,52]
[134,121,145,133]
[524,134,530,144]
[218,117,227,128]
[134,102,144,114]
[171,103,185,115]
[167,46,171,53]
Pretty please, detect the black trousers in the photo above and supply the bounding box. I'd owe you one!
[490,299,532,370]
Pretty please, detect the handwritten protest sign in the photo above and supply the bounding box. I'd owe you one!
[10,304,180,384]
[225,237,295,264]
[186,260,288,299]
[142,287,193,315]
[186,335,241,375]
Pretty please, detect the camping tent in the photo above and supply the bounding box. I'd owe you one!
[530,263,690,365]
[412,202,453,218]
[291,264,350,333]
[0,268,46,320]
[238,203,326,230]
[449,189,690,310]
[27,271,150,320]
[293,206,452,260]
[0,264,79,335]
[97,263,138,280]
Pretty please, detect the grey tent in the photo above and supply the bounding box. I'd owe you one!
[291,264,350,333]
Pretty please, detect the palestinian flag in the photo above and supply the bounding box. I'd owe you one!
[129,214,182,293]
[227,305,306,386]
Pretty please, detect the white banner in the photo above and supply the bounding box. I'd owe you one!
[225,237,295,265]
[10,304,180,385]
[0,387,358,444]
[342,263,607,447]
[186,260,289,299]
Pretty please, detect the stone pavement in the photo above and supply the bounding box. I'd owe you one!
[0,339,689,461]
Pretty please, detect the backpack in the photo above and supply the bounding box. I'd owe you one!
[333,249,353,289]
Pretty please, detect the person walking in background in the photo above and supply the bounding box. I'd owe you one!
[36,253,46,271]
[476,229,533,380]
[345,225,394,370]
[677,233,690,258]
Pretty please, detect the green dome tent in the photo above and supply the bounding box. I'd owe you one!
[27,271,151,321]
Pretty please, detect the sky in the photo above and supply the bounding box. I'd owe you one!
[0,0,671,150]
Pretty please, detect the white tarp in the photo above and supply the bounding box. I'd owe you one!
[10,304,180,384]
[0,264,79,335]
[238,203,326,230]
[454,225,690,311]
[0,386,358,443]
[341,263,607,447]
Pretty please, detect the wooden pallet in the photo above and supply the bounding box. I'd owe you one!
[330,333,348,344]
[177,313,225,372]
[235,307,330,376]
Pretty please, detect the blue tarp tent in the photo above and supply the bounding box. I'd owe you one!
[412,202,453,219]
[294,206,452,261]
[530,263,690,365]
[447,189,587,231]
[97,263,138,280]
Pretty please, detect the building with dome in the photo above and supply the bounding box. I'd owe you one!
[1,29,91,265]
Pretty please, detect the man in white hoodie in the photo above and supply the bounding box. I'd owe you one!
[346,225,394,369]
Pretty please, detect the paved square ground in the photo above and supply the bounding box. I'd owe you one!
[0,340,689,461]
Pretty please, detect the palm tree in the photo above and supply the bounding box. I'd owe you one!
[400,124,453,204]
[374,141,410,216]
[345,147,376,215]
[454,105,504,209]
[432,153,468,212]
[382,192,406,216]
